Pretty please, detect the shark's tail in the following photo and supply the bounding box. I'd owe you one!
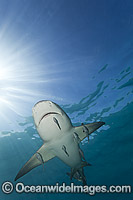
[67,167,87,185]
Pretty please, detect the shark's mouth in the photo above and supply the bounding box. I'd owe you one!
[38,112,59,126]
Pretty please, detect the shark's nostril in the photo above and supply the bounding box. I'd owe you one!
[49,102,52,107]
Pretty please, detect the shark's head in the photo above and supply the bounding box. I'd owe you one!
[32,100,72,142]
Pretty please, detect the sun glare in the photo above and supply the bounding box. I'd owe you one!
[0,37,63,131]
[0,39,47,124]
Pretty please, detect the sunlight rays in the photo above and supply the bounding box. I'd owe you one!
[0,36,60,128]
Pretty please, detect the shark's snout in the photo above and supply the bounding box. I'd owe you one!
[32,100,63,128]
[33,100,53,108]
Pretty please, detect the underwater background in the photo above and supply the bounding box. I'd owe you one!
[0,0,133,199]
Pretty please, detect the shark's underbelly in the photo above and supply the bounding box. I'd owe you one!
[51,132,81,168]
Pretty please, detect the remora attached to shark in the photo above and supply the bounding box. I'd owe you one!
[15,100,105,185]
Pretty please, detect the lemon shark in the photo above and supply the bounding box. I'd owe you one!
[15,100,105,184]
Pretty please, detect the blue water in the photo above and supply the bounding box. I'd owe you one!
[0,0,133,200]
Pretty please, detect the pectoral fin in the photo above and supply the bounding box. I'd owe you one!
[15,144,55,181]
[74,122,105,141]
